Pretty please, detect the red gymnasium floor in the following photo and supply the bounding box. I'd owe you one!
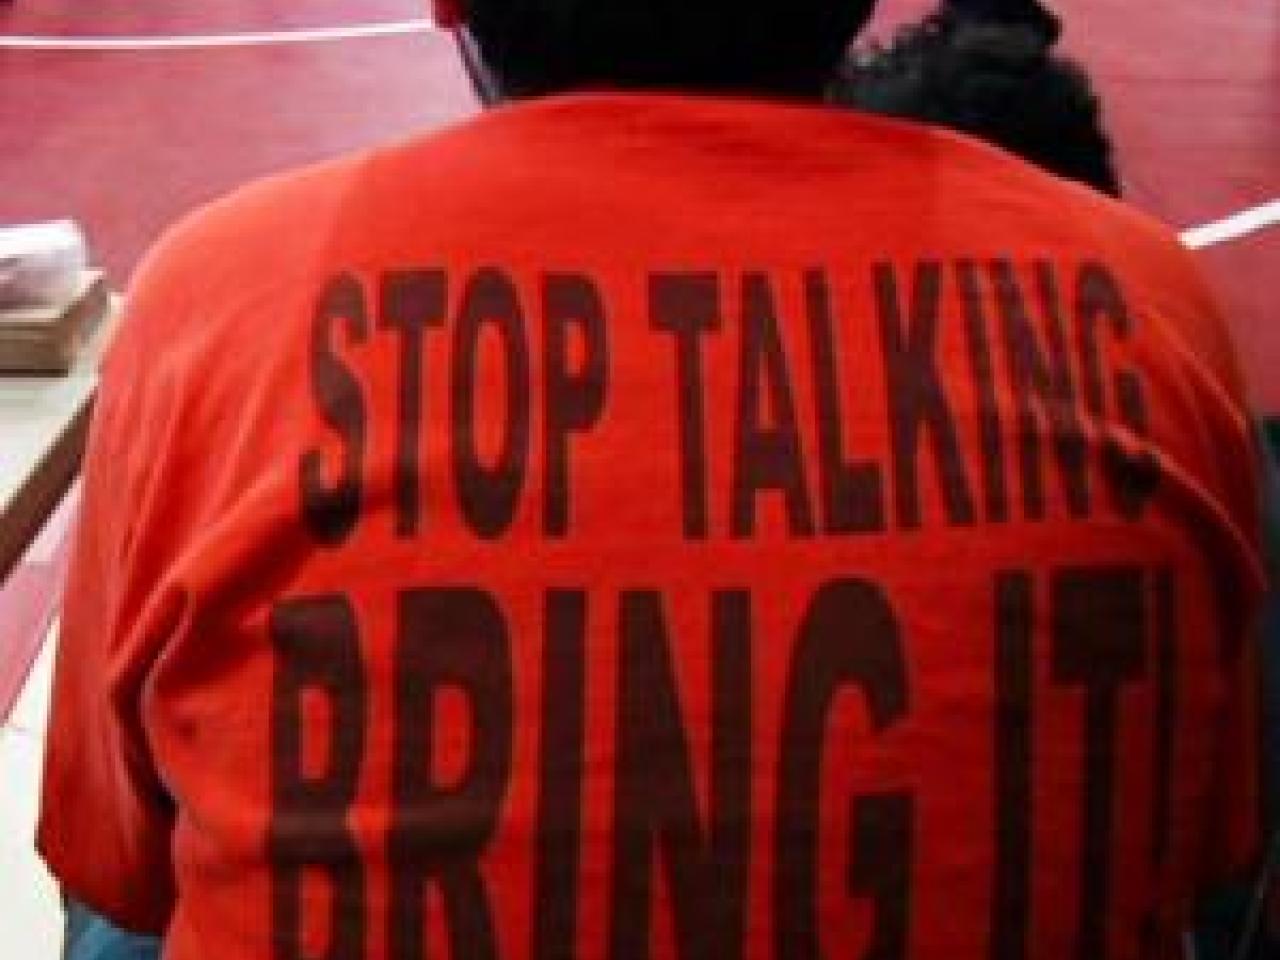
[1,0,1276,409]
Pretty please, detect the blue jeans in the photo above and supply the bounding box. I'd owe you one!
[64,901,160,960]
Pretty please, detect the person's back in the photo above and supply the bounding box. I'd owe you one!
[38,4,1266,960]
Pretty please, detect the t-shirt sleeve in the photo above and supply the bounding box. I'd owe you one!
[36,238,189,935]
[1203,629,1268,888]
[36,153,364,937]
[1162,240,1274,890]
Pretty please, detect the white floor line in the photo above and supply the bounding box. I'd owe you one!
[0,19,439,50]
[1181,199,1280,250]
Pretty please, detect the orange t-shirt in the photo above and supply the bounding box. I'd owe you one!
[39,94,1266,960]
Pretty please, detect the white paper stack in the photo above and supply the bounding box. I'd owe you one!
[0,222,107,375]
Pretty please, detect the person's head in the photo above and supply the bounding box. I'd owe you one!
[830,10,1121,196]
[431,0,878,101]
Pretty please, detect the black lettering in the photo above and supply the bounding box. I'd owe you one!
[536,591,588,960]
[992,261,1089,520]
[1142,570,1178,954]
[732,273,816,538]
[301,274,369,545]
[269,596,368,960]
[850,793,914,960]
[776,579,912,960]
[1076,264,1160,519]
[380,270,447,537]
[1052,568,1148,960]
[650,273,721,540]
[611,591,751,960]
[992,573,1033,960]
[876,261,976,529]
[390,588,514,960]
[806,270,886,534]
[1075,264,1110,417]
[452,268,532,539]
[544,274,609,537]
[958,261,1010,523]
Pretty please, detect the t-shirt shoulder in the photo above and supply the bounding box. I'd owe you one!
[101,148,373,391]
[918,121,1249,400]
[111,151,375,370]
[138,151,374,292]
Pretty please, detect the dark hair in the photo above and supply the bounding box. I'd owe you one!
[463,0,878,98]
[944,0,1060,43]
[830,11,1121,196]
